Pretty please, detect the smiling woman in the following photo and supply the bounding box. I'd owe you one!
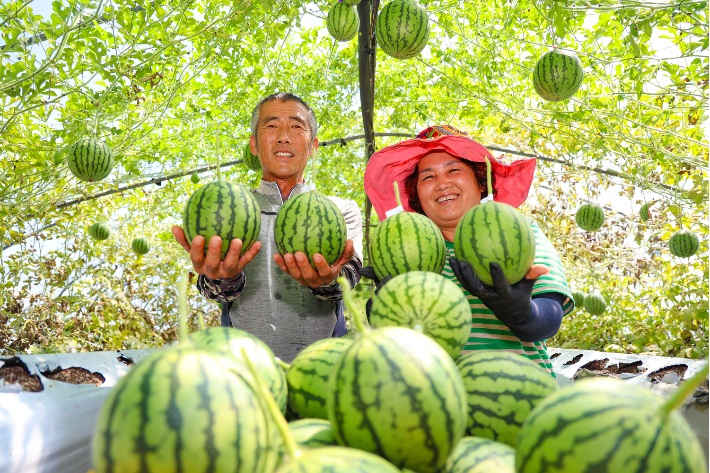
[363,125,574,375]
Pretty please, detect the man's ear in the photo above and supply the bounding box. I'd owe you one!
[249,134,258,156]
[310,137,319,156]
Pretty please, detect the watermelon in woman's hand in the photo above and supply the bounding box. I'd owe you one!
[454,201,535,287]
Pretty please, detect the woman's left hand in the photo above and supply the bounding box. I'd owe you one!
[449,257,550,325]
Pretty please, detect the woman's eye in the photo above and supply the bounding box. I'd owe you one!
[421,175,432,181]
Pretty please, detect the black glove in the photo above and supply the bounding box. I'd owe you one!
[449,257,537,325]
[357,266,393,322]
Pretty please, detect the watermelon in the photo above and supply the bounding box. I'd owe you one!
[639,202,653,222]
[190,327,288,413]
[669,229,699,258]
[571,290,586,308]
[183,180,261,260]
[67,137,114,182]
[444,437,515,473]
[286,337,352,420]
[131,237,150,256]
[243,143,261,172]
[190,172,200,184]
[575,203,605,231]
[370,211,446,280]
[328,325,467,473]
[375,0,430,59]
[276,446,401,473]
[92,345,280,473]
[328,279,467,473]
[370,271,470,359]
[343,0,360,4]
[88,222,110,241]
[288,418,336,449]
[454,201,535,287]
[455,351,557,448]
[532,48,584,102]
[274,192,346,268]
[516,377,708,473]
[584,292,606,315]
[326,1,359,42]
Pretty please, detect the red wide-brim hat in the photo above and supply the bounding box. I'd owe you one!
[364,125,537,221]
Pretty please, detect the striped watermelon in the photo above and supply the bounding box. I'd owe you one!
[190,327,288,413]
[639,202,653,222]
[327,326,467,473]
[243,143,261,172]
[286,337,352,420]
[67,137,114,182]
[444,437,515,473]
[456,351,557,447]
[584,292,606,315]
[131,237,150,256]
[575,203,605,231]
[288,418,336,449]
[343,0,360,4]
[92,345,280,473]
[572,290,586,308]
[88,222,110,241]
[183,181,261,259]
[370,212,446,280]
[276,446,402,473]
[274,192,346,268]
[454,202,535,287]
[370,271,470,359]
[532,48,584,102]
[326,1,359,42]
[191,172,200,184]
[669,229,699,258]
[375,0,430,59]
[516,377,708,473]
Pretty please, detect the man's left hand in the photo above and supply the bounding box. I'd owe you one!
[274,240,355,288]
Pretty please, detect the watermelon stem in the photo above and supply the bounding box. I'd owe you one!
[393,181,402,207]
[309,147,319,193]
[215,129,222,182]
[240,347,301,460]
[484,157,492,197]
[177,273,191,343]
[659,362,708,419]
[197,311,205,331]
[338,276,369,335]
[276,358,291,371]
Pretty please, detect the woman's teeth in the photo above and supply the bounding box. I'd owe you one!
[437,195,458,203]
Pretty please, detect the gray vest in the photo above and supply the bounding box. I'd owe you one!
[229,180,361,362]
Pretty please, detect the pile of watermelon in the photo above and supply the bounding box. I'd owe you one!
[91,269,708,473]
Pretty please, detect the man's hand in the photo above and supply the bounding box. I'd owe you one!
[273,240,355,288]
[171,225,261,280]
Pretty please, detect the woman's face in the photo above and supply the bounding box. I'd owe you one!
[416,152,483,232]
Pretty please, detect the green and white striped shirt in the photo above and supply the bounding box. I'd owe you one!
[442,221,573,376]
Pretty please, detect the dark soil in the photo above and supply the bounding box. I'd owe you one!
[42,367,105,386]
[0,357,43,392]
[550,353,561,360]
[117,354,134,366]
[564,354,583,366]
[647,364,688,383]
[576,359,648,376]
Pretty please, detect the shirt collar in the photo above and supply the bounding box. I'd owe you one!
[256,179,305,204]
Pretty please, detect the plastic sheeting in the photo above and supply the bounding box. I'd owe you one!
[0,347,707,473]
[0,349,157,473]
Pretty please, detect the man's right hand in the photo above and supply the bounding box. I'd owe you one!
[171,225,261,280]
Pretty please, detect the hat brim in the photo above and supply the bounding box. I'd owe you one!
[364,135,536,221]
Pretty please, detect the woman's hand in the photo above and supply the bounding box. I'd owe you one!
[449,257,549,325]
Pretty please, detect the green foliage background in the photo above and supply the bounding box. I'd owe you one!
[1,0,706,358]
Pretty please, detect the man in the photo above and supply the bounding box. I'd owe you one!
[172,92,363,362]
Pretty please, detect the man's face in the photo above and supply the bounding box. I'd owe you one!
[250,100,318,182]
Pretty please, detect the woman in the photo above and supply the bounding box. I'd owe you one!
[362,125,573,375]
